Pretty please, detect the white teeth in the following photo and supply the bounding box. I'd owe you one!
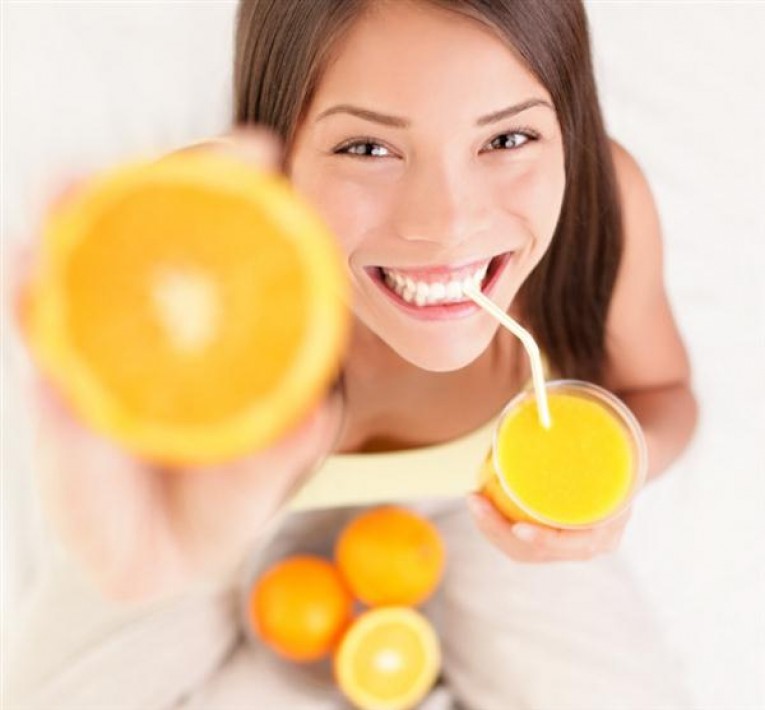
[414,282,429,307]
[446,281,462,300]
[379,259,496,306]
[429,282,446,303]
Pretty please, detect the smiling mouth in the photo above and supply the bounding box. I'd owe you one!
[365,252,513,309]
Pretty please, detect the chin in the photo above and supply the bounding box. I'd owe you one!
[381,322,497,372]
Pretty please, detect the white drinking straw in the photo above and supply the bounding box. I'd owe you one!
[463,282,551,429]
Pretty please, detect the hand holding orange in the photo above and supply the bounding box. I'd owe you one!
[20,141,350,466]
[7,131,351,601]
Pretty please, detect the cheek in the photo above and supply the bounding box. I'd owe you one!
[492,155,566,243]
[292,172,392,256]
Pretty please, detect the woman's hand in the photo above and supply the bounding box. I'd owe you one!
[7,128,345,602]
[467,493,631,563]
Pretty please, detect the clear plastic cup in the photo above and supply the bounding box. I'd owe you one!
[478,379,647,530]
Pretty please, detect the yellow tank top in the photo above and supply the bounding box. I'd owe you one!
[287,412,499,511]
[287,355,550,512]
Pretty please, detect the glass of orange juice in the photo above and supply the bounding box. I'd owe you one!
[478,380,647,529]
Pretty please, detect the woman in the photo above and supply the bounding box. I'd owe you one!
[6,1,697,708]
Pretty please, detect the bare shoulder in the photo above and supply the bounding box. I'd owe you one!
[603,139,691,392]
[610,139,661,255]
[607,138,664,317]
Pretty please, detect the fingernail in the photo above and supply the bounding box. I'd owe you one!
[513,524,536,542]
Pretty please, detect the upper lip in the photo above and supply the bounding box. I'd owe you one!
[371,252,511,272]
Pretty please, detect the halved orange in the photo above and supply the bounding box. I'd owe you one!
[334,607,441,710]
[22,151,350,465]
[248,555,354,662]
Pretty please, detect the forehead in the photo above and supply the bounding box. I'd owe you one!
[308,0,550,121]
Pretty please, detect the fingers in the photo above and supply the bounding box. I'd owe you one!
[30,374,127,463]
[6,240,37,333]
[184,387,344,480]
[171,125,283,173]
[6,176,91,351]
[221,126,283,171]
[511,521,621,559]
[467,494,630,563]
[31,375,70,428]
[47,175,91,213]
[467,494,544,562]
[161,391,347,578]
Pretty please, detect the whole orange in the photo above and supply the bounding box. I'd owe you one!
[248,555,353,662]
[335,507,446,607]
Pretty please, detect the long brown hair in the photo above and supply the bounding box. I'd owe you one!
[234,0,622,383]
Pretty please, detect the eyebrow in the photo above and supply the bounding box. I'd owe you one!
[315,98,553,128]
[476,98,554,126]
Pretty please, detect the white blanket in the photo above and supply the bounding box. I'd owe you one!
[2,2,764,707]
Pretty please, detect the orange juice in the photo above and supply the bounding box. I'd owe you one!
[479,380,646,528]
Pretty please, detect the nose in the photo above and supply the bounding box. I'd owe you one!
[390,159,490,249]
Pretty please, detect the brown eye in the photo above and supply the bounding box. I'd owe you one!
[486,132,532,151]
[336,141,392,158]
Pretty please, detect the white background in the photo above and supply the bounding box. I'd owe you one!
[2,1,764,707]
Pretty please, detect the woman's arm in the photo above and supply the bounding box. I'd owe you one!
[10,131,344,602]
[603,140,699,482]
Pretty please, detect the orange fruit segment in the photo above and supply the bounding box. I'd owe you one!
[247,555,354,662]
[335,507,446,607]
[23,151,350,465]
[334,607,441,710]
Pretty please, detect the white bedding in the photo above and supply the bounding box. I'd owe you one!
[2,2,764,707]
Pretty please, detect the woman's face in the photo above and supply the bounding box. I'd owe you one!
[289,0,565,372]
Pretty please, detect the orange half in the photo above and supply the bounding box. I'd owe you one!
[24,151,350,465]
[334,607,441,710]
